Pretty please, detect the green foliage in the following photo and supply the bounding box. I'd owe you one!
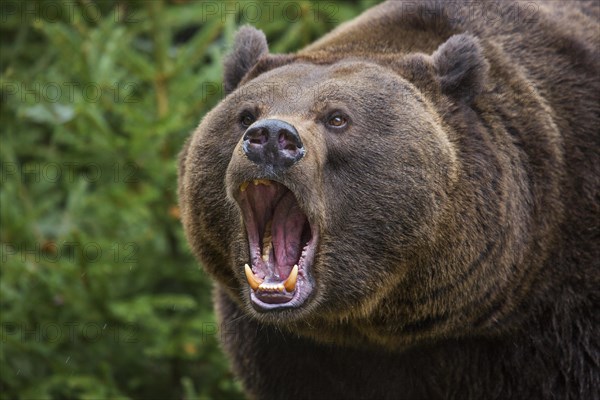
[0,1,376,398]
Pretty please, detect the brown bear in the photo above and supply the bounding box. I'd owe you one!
[178,1,599,398]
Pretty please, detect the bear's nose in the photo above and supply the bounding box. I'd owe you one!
[242,119,305,169]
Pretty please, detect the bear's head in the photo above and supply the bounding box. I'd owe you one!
[179,27,502,346]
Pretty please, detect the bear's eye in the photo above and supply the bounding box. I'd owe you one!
[326,113,349,129]
[240,112,256,128]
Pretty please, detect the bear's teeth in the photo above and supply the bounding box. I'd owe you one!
[245,264,298,293]
[253,179,271,186]
[284,265,299,292]
[240,179,271,192]
[244,263,263,290]
[257,282,285,292]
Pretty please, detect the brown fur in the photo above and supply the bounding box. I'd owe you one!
[179,1,600,398]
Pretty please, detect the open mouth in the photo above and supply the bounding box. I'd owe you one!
[237,179,317,310]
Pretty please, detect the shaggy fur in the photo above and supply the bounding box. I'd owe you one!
[179,1,600,398]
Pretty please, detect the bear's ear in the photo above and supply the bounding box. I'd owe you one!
[223,26,269,94]
[432,34,489,103]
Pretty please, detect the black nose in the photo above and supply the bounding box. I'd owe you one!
[242,119,305,169]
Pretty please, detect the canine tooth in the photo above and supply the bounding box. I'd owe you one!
[284,265,299,292]
[240,182,249,192]
[244,263,263,290]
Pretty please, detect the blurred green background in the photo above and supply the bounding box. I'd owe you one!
[0,0,378,398]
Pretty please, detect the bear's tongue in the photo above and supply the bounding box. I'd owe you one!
[270,190,306,276]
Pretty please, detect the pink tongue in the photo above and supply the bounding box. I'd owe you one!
[271,191,306,278]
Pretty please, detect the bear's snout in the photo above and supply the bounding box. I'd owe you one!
[242,119,305,169]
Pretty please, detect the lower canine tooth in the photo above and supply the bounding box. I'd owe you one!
[244,264,263,290]
[284,265,299,292]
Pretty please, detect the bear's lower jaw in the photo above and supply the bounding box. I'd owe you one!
[237,179,317,311]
